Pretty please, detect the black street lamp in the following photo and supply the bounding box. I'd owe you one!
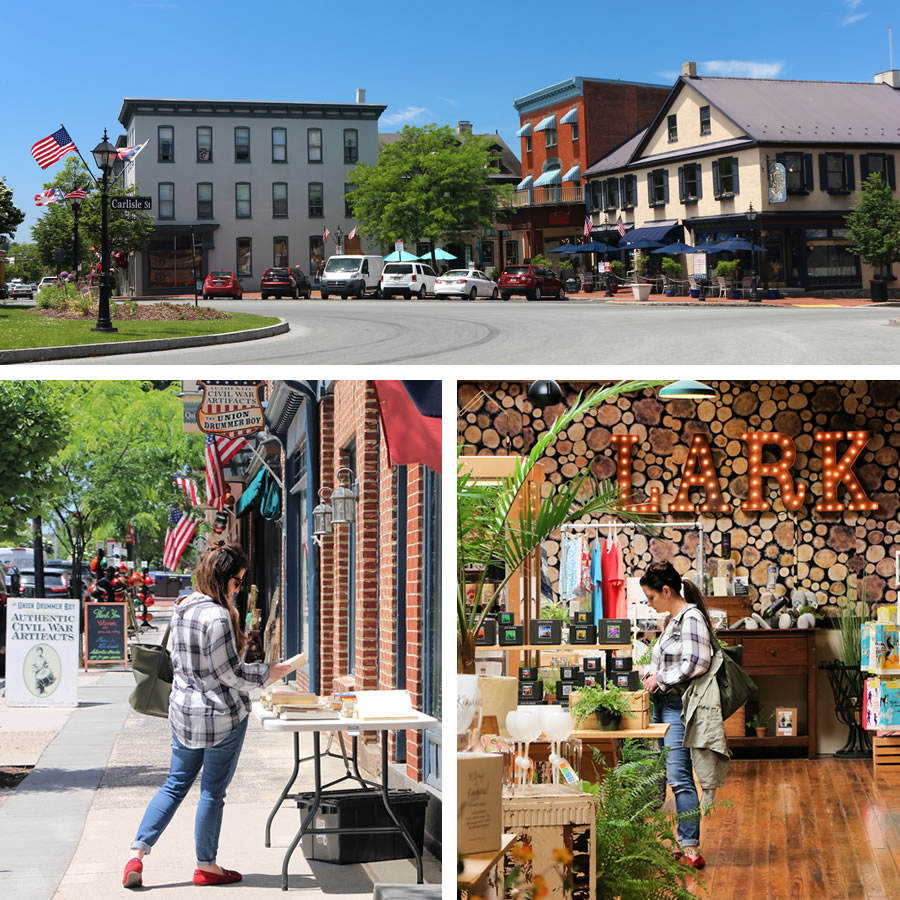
[746,203,760,302]
[334,225,344,254]
[91,130,118,332]
[70,198,82,280]
[602,218,612,297]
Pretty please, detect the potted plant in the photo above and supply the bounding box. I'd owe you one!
[747,710,774,737]
[660,257,683,296]
[630,254,652,300]
[609,260,625,294]
[542,665,560,703]
[540,598,570,624]
[457,382,665,673]
[570,684,632,731]
[714,259,740,297]
[846,172,900,302]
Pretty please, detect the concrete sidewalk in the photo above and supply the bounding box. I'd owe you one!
[0,623,440,898]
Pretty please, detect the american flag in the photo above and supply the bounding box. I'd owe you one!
[35,188,64,206]
[163,508,197,571]
[616,216,626,238]
[31,126,77,170]
[347,226,358,241]
[64,187,88,201]
[323,226,331,243]
[175,475,200,506]
[584,215,593,238]
[216,435,247,464]
[205,435,226,510]
[116,139,149,162]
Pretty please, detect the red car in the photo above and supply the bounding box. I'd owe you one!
[498,264,566,301]
[202,271,243,300]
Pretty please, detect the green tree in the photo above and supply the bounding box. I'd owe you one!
[0,177,25,241]
[46,382,206,583]
[5,241,44,282]
[347,124,505,267]
[0,382,70,543]
[846,173,900,277]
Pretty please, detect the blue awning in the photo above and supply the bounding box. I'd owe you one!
[562,165,581,183]
[516,174,533,191]
[533,167,562,187]
[515,121,532,137]
[622,220,679,244]
[560,107,578,125]
[235,468,266,518]
[234,468,282,520]
[533,114,556,132]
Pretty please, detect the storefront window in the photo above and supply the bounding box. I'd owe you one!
[505,241,519,264]
[422,468,442,789]
[309,236,324,274]
[273,236,288,267]
[481,241,494,267]
[147,242,195,288]
[236,237,251,276]
[806,241,859,281]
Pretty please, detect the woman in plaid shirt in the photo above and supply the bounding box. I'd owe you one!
[639,561,714,870]
[123,542,293,889]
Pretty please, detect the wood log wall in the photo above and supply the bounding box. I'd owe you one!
[458,381,900,614]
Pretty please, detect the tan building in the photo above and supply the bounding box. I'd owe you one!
[584,63,900,293]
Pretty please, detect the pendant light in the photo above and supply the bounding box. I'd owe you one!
[527,380,564,408]
[659,380,717,400]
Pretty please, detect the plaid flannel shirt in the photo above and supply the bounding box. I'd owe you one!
[651,604,712,691]
[168,593,269,749]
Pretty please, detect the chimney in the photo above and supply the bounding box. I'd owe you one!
[681,61,697,77]
[457,120,473,135]
[874,70,900,88]
[356,88,366,103]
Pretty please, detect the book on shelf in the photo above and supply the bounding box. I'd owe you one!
[278,707,341,720]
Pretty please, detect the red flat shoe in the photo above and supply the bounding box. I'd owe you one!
[123,858,143,888]
[672,850,683,861]
[193,868,243,885]
[683,853,706,870]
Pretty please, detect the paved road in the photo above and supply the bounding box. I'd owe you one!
[19,298,900,365]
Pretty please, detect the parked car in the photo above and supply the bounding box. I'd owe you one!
[10,282,34,300]
[17,567,71,598]
[498,264,566,301]
[202,271,243,300]
[380,261,437,299]
[260,267,305,299]
[434,269,498,300]
[290,266,312,299]
[319,255,384,299]
[37,276,58,290]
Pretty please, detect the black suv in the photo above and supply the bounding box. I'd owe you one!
[260,267,311,299]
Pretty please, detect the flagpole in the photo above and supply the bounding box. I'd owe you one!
[242,442,284,489]
[63,124,101,186]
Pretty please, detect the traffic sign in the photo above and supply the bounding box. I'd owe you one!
[110,196,152,211]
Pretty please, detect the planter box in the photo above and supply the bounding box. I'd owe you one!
[631,283,652,301]
[620,690,650,729]
[724,703,746,738]
[729,290,742,299]
[689,289,700,298]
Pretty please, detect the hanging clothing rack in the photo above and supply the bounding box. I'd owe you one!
[560,520,705,590]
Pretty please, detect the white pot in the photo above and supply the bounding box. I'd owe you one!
[778,612,793,630]
[632,283,652,301]
[797,613,816,629]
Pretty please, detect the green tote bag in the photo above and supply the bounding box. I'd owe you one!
[129,623,173,718]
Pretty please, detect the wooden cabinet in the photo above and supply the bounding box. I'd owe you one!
[717,628,817,759]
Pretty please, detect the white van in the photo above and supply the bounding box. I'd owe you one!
[381,261,437,299]
[320,255,384,299]
[0,547,39,571]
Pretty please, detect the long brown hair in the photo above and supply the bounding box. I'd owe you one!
[640,561,714,639]
[194,541,247,654]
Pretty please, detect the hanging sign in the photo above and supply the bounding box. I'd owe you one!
[197,380,266,438]
[6,597,79,706]
[84,602,128,669]
[768,162,787,203]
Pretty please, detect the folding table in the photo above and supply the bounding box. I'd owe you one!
[253,703,438,891]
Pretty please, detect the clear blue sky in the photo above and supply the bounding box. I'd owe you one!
[3,0,896,241]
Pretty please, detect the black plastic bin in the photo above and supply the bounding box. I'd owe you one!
[297,789,428,864]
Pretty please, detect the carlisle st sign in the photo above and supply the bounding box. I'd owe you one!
[110,196,152,211]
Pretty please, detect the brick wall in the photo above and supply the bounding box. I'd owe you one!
[583,81,670,165]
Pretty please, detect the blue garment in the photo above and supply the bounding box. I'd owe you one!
[132,715,248,864]
[560,536,583,602]
[590,540,603,625]
[652,693,701,847]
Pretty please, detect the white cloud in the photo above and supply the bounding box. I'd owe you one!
[845,0,863,9]
[656,71,680,82]
[842,12,868,24]
[381,106,429,125]
[440,97,459,107]
[701,60,785,78]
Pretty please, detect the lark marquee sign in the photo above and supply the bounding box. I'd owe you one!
[197,380,265,438]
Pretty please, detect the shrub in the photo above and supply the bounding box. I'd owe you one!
[610,260,626,279]
[76,291,94,316]
[714,259,739,279]
[661,257,683,279]
[528,253,552,267]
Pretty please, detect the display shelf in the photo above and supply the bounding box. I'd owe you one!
[573,723,670,740]
[457,834,518,889]
[492,644,626,653]
[726,735,809,748]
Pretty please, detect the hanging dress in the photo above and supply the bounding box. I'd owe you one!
[601,537,626,619]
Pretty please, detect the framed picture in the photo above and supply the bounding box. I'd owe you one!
[776,707,797,736]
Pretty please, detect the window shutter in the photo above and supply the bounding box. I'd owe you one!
[804,153,813,191]
[663,170,670,204]
[818,154,828,191]
[647,172,654,204]
[887,154,896,190]
[845,155,855,191]
[678,166,686,202]
[731,157,740,195]
[713,160,721,198]
[619,177,626,208]
[630,174,637,206]
[860,154,870,182]
[610,179,619,209]
[695,162,703,199]
[600,181,608,210]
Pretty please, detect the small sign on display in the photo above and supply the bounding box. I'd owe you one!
[84,602,128,669]
[197,380,266,438]
[692,253,707,278]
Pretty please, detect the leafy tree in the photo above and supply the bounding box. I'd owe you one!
[347,124,505,268]
[846,173,900,276]
[0,382,70,543]
[0,177,25,241]
[45,382,206,587]
[5,241,44,282]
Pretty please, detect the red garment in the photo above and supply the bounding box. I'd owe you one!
[601,539,625,619]
[581,540,592,593]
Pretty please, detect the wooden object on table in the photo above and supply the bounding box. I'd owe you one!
[724,704,746,738]
[705,594,753,625]
[717,627,816,758]
[572,722,670,782]
[458,833,518,897]
[620,690,650,730]
[873,736,900,773]
[502,785,596,900]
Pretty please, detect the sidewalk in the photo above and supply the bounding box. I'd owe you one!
[0,618,440,898]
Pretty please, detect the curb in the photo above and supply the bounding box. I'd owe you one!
[0,318,289,364]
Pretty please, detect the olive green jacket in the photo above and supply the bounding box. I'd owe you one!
[681,650,731,790]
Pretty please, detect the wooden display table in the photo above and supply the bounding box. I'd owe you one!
[458,833,518,898]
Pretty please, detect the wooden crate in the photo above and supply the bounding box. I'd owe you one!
[620,690,650,730]
[873,736,900,773]
[724,704,746,738]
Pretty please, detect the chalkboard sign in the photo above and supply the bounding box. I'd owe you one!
[84,602,127,669]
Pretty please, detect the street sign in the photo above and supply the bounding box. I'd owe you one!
[54,250,65,262]
[394,240,404,253]
[197,380,266,438]
[110,196,152,211]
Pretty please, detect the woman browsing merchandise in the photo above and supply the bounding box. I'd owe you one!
[122,541,294,889]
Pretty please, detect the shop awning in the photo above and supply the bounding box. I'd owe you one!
[235,468,282,520]
[515,121,532,137]
[560,107,578,125]
[562,165,581,183]
[622,220,680,244]
[516,174,533,191]
[533,114,556,132]
[373,381,441,473]
[533,167,562,187]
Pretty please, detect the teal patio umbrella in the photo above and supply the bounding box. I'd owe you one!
[419,248,456,261]
[384,249,419,262]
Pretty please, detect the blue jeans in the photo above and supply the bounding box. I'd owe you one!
[132,715,248,865]
[652,693,701,847]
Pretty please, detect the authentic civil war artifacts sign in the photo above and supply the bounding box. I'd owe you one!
[197,380,266,438]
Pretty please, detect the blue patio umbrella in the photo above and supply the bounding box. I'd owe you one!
[549,244,579,253]
[714,238,767,253]
[621,237,663,250]
[691,240,721,253]
[573,241,617,254]
[651,241,697,254]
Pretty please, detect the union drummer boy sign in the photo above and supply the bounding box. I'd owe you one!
[197,380,265,438]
